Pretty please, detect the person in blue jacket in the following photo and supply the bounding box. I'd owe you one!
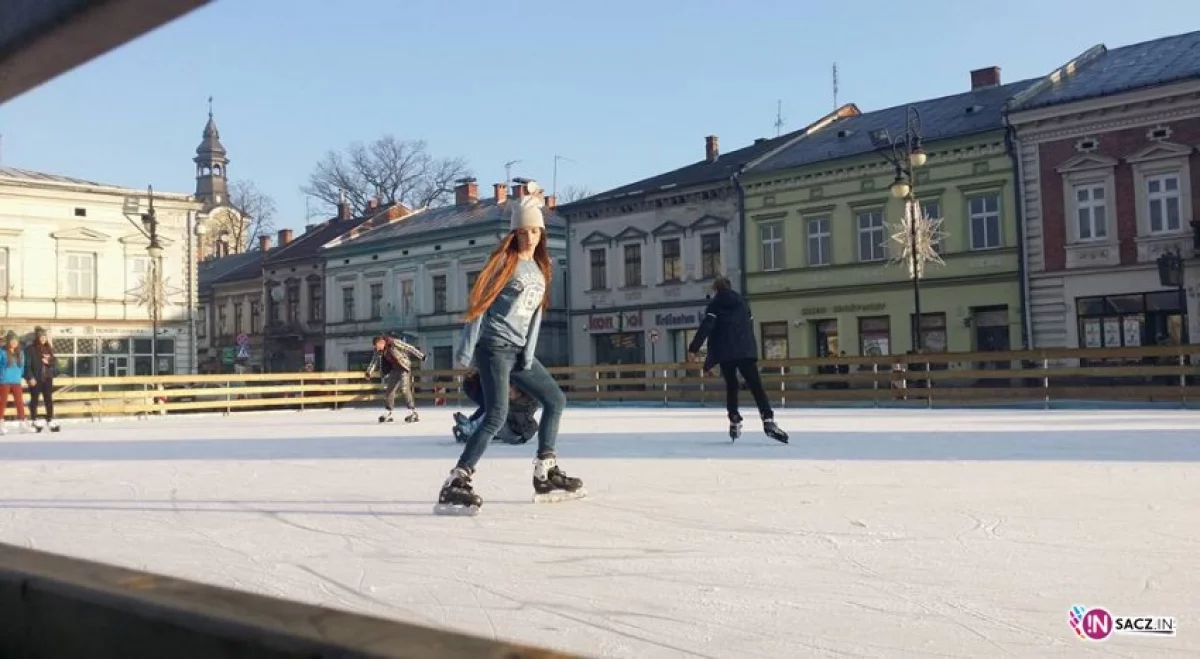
[0,331,30,434]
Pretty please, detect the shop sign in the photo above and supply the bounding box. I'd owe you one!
[50,325,181,337]
[800,302,886,316]
[588,310,643,333]
[653,309,703,328]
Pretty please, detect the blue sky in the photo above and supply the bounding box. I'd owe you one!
[1,0,1195,232]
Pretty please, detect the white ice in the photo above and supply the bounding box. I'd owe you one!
[0,407,1197,658]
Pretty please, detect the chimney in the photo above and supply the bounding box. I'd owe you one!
[545,194,557,210]
[258,235,271,252]
[454,177,479,206]
[970,66,1001,90]
[705,135,719,162]
[493,182,507,204]
[278,228,294,246]
[366,196,379,211]
[512,182,527,199]
[337,199,351,221]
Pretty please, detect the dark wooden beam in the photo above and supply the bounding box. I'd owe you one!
[0,0,211,104]
[0,542,586,659]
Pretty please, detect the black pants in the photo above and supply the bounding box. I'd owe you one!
[29,380,54,421]
[719,359,773,422]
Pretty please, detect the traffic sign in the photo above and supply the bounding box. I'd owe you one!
[649,328,661,342]
[236,333,249,346]
[236,345,250,360]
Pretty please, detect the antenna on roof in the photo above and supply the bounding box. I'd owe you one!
[832,62,839,109]
[553,154,576,196]
[504,159,521,185]
[774,100,785,137]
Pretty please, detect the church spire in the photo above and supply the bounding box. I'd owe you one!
[194,95,229,209]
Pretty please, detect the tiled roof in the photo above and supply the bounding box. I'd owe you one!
[753,79,1036,174]
[327,197,567,250]
[0,166,109,187]
[560,105,861,207]
[264,203,408,265]
[1011,30,1200,111]
[200,251,264,288]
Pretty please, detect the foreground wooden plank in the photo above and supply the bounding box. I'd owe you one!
[0,542,584,659]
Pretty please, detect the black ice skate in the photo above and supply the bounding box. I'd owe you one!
[532,456,586,504]
[729,414,743,442]
[763,418,788,444]
[49,421,61,433]
[433,468,482,516]
[379,411,394,423]
[405,411,420,423]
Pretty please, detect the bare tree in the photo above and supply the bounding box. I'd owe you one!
[559,185,594,203]
[301,135,470,214]
[228,180,277,250]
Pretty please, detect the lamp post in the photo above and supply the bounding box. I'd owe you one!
[876,107,937,353]
[141,186,164,375]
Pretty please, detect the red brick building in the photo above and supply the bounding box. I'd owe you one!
[1008,31,1200,350]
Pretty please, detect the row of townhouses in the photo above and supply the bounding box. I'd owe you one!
[3,30,1199,376]
[560,30,1200,364]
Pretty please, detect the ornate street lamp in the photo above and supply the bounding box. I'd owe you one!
[141,186,163,375]
[876,107,943,352]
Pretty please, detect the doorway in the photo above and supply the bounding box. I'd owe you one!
[102,355,129,377]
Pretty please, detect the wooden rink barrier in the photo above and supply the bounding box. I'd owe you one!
[0,542,583,659]
[3,344,1198,421]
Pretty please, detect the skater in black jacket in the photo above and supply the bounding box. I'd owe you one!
[688,276,788,443]
[454,369,540,445]
[24,327,59,432]
[365,335,426,423]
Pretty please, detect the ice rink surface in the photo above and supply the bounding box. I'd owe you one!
[0,406,1197,658]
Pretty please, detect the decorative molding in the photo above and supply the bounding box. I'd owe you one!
[650,220,687,237]
[1147,124,1173,141]
[580,230,613,246]
[689,214,730,231]
[1056,152,1119,174]
[1064,242,1119,270]
[0,227,23,237]
[119,231,175,247]
[612,226,648,242]
[1074,136,1100,153]
[1134,233,1193,264]
[1125,140,1194,164]
[1016,100,1200,144]
[750,211,788,222]
[51,226,111,242]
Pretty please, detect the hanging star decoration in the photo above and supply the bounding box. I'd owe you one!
[887,199,947,279]
[126,270,185,319]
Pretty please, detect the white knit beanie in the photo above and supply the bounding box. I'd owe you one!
[509,192,546,231]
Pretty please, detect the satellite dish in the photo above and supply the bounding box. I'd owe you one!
[270,286,284,302]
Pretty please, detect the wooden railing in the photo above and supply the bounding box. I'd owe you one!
[3,345,1198,420]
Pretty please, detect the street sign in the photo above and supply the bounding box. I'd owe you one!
[236,345,250,360]
[649,329,660,343]
[221,347,236,365]
[236,333,249,346]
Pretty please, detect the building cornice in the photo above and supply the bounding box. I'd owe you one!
[1010,82,1200,143]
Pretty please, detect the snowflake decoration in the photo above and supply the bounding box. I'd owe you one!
[887,198,947,279]
[126,272,184,319]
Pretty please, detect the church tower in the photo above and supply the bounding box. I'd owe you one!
[194,97,229,209]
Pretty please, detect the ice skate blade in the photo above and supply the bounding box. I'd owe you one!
[532,489,587,504]
[433,503,480,516]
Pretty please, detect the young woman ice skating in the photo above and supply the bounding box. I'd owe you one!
[0,331,30,435]
[688,276,788,444]
[436,188,582,515]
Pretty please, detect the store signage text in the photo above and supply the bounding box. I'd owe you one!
[654,311,702,328]
[588,311,643,332]
[800,302,886,316]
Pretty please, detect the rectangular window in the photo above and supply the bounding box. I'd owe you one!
[341,286,355,322]
[66,252,95,298]
[661,238,682,282]
[196,306,207,339]
[623,243,642,287]
[309,282,322,322]
[806,216,830,266]
[130,256,150,285]
[759,222,784,271]
[1147,174,1182,233]
[911,312,948,352]
[968,194,1002,250]
[400,279,414,316]
[761,321,789,360]
[286,283,300,323]
[217,304,228,336]
[921,200,944,253]
[432,274,447,313]
[856,211,885,262]
[589,248,607,290]
[466,271,480,296]
[700,233,721,279]
[250,300,261,332]
[0,247,8,294]
[858,316,891,356]
[1074,185,1108,241]
[369,282,383,320]
[233,300,244,335]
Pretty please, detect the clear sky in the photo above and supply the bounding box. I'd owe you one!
[1,0,1195,232]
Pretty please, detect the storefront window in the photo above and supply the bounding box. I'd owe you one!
[858,316,890,356]
[813,319,839,357]
[1076,292,1186,348]
[911,313,947,352]
[760,322,789,360]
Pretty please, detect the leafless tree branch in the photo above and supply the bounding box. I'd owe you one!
[301,135,471,215]
[228,180,278,250]
[560,185,594,203]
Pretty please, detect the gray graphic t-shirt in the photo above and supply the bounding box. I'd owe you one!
[480,258,545,347]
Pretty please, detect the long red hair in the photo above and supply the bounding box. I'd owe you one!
[463,230,552,321]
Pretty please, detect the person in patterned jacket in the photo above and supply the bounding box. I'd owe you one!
[365,334,426,423]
